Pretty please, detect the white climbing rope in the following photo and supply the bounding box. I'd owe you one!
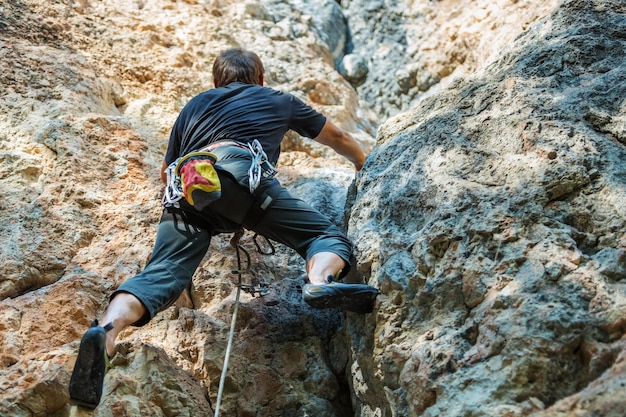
[213,277,241,417]
[214,230,248,417]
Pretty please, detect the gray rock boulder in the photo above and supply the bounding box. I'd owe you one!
[346,0,626,416]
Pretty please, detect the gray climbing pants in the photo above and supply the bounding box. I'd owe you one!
[113,146,353,326]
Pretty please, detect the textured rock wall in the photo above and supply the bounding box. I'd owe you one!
[341,0,560,118]
[1,0,624,416]
[0,1,366,415]
[348,0,626,415]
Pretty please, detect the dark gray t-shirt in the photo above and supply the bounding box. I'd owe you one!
[165,83,326,165]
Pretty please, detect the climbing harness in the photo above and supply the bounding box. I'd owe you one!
[162,139,278,214]
[204,138,277,194]
[205,139,281,228]
[213,230,273,417]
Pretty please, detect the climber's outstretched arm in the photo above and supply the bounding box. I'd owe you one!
[313,120,366,171]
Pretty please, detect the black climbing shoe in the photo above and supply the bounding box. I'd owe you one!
[302,282,380,314]
[69,320,113,410]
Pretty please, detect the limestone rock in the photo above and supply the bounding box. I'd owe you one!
[342,0,562,118]
[1,0,625,416]
[348,0,626,415]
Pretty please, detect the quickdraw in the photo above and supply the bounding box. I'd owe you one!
[246,139,277,194]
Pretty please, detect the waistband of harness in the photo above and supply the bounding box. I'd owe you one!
[203,140,249,153]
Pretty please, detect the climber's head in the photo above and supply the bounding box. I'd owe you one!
[212,48,264,88]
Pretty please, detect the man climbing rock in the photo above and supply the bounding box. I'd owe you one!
[69,48,379,410]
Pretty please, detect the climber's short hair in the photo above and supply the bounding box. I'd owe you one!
[212,48,264,88]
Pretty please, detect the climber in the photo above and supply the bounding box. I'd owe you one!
[68,47,380,410]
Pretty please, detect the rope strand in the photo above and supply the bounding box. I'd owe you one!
[214,230,249,417]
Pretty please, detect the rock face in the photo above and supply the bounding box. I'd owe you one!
[341,0,561,118]
[0,0,625,416]
[348,0,626,416]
